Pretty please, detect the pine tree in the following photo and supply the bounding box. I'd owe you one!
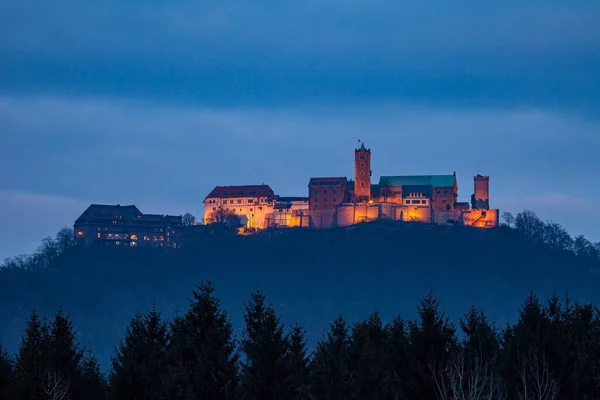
[310,316,352,400]
[385,316,410,399]
[407,290,457,400]
[287,324,310,399]
[240,290,293,400]
[460,306,500,363]
[0,342,14,400]
[164,280,239,399]
[14,308,50,400]
[47,308,84,398]
[349,312,388,399]
[110,305,169,400]
[79,352,108,400]
[502,291,557,399]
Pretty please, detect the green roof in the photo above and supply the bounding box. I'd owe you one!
[379,175,455,188]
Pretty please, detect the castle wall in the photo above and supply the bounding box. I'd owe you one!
[461,209,498,228]
[396,205,432,223]
[336,204,380,226]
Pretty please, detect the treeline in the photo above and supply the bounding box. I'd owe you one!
[1,282,599,400]
[506,210,600,260]
[2,209,599,273]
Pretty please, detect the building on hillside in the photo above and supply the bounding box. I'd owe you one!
[73,204,183,248]
[268,197,310,228]
[203,141,499,232]
[203,184,277,230]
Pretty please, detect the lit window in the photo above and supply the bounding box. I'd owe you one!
[97,233,101,238]
[77,231,84,237]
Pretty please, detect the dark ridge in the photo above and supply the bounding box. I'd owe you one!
[1,220,599,368]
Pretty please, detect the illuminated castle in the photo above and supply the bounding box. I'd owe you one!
[203,142,499,230]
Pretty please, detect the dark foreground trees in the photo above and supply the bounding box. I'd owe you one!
[2,285,599,400]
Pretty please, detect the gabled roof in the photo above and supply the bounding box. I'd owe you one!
[309,177,348,187]
[75,204,142,223]
[379,175,455,188]
[205,184,275,200]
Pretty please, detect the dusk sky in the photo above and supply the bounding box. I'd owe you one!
[1,1,599,260]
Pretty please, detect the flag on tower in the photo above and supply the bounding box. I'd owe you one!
[358,139,361,143]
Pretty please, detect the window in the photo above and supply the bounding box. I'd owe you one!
[360,163,364,167]
[237,200,242,204]
[324,198,328,202]
[248,199,254,203]
[324,190,327,194]
[213,207,216,211]
[361,171,365,176]
[437,190,441,194]
[333,198,336,202]
[444,190,449,195]
[315,198,318,202]
[360,155,366,160]
[259,207,263,210]
[230,200,234,204]
[333,190,336,194]
[361,182,365,187]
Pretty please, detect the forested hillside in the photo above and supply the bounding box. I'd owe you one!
[0,210,599,376]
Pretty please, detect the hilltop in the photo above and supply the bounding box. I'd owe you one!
[1,220,599,369]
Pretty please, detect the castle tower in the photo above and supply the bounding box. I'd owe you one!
[472,175,490,209]
[354,141,371,202]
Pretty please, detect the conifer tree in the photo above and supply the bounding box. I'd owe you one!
[14,308,50,400]
[110,305,169,400]
[47,308,84,398]
[407,290,457,400]
[0,342,14,400]
[79,352,108,400]
[385,316,410,399]
[460,306,500,363]
[349,312,388,399]
[240,290,293,400]
[310,316,352,400]
[502,291,557,399]
[164,280,239,399]
[287,324,310,399]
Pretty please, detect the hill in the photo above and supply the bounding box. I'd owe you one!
[1,220,599,369]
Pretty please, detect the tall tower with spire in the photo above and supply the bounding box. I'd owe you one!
[354,141,371,202]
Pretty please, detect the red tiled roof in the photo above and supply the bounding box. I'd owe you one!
[309,177,348,186]
[205,184,275,199]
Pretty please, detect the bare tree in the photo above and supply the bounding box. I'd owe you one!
[43,370,70,400]
[516,351,558,400]
[380,180,394,203]
[432,350,505,400]
[502,212,515,228]
[182,212,196,226]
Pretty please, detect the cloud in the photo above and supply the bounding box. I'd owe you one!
[1,1,599,109]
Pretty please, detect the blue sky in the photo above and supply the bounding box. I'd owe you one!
[1,0,599,260]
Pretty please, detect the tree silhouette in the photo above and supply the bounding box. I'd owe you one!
[408,290,457,400]
[310,316,352,400]
[164,280,238,399]
[110,306,169,400]
[0,342,14,400]
[182,212,196,226]
[14,309,50,399]
[240,290,293,400]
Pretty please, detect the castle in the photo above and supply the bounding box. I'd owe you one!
[203,142,499,231]
[73,142,498,248]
